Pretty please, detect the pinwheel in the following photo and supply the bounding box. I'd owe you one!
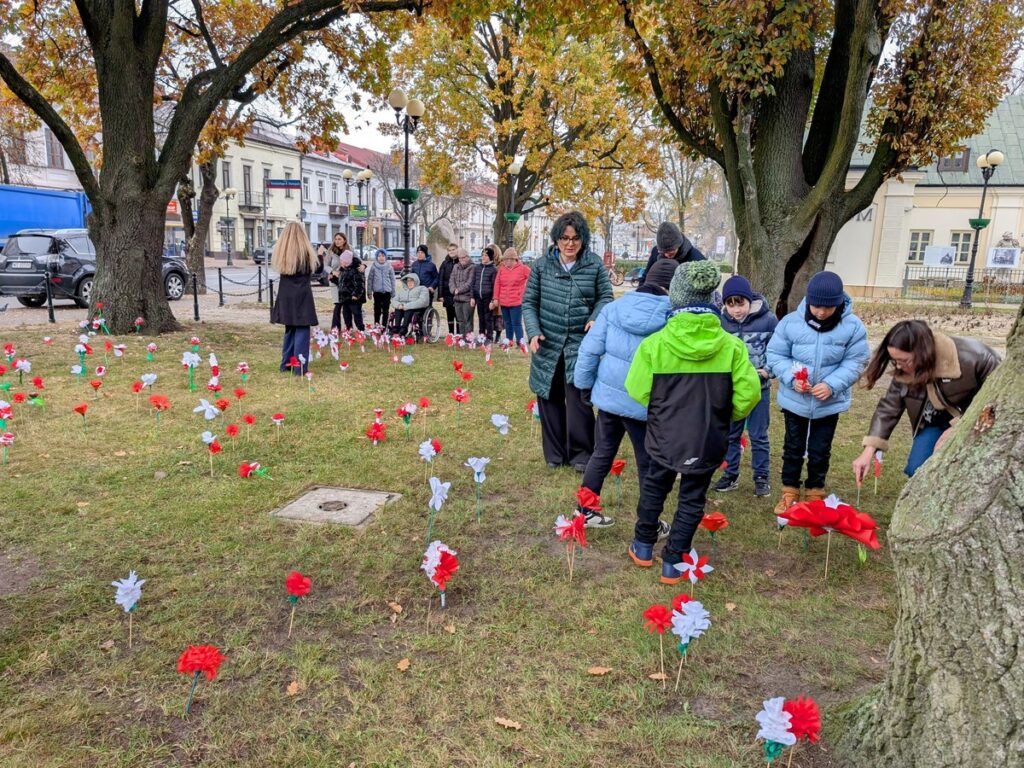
[134,316,145,333]
[426,476,450,545]
[238,461,272,479]
[0,431,13,464]
[699,512,729,555]
[181,351,201,391]
[642,603,673,685]
[112,343,127,359]
[398,403,418,438]
[872,450,884,496]
[670,598,711,690]
[111,570,145,647]
[366,421,387,446]
[401,354,414,365]
[609,458,627,504]
[554,511,587,582]
[673,548,714,594]
[193,398,221,421]
[465,456,490,522]
[146,342,157,362]
[285,570,311,638]
[422,540,459,608]
[141,373,158,390]
[178,645,226,716]
[756,697,796,764]
[490,414,509,436]
[778,494,881,579]
[419,437,440,481]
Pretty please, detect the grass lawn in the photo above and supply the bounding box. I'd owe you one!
[0,321,908,767]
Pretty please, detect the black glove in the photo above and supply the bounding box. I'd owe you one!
[580,389,593,407]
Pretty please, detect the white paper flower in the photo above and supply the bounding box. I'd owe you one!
[465,457,490,483]
[140,373,158,388]
[824,494,842,508]
[201,430,217,445]
[208,353,219,369]
[181,351,201,368]
[776,516,788,528]
[874,450,884,463]
[111,570,145,613]
[193,399,221,420]
[490,414,510,435]
[15,359,31,373]
[70,364,83,376]
[428,476,450,512]
[207,375,220,389]
[671,600,711,644]
[418,440,437,462]
[421,540,457,581]
[402,403,418,416]
[553,514,573,537]
[74,344,88,355]
[401,355,415,365]
[755,697,796,746]
[113,344,127,357]
[673,548,714,584]
[78,333,89,343]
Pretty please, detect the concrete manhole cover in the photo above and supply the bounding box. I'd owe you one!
[270,486,398,527]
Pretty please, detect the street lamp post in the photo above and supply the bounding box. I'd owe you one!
[960,149,1004,308]
[504,157,524,249]
[223,187,238,266]
[388,89,426,271]
[345,169,373,256]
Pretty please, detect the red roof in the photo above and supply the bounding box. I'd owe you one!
[332,141,391,169]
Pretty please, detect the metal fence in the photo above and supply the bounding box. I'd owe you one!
[901,264,1024,305]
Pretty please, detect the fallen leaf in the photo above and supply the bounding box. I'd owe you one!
[586,628,597,635]
[99,639,115,651]
[494,716,522,731]
[177,460,192,466]
[397,657,411,672]
[387,601,403,614]
[764,569,776,578]
[153,471,167,481]
[389,613,398,624]
[286,681,300,696]
[870,656,882,664]
[113,450,128,457]
[648,672,668,681]
[725,602,737,612]
[76,501,89,508]
[443,623,456,635]
[587,666,612,676]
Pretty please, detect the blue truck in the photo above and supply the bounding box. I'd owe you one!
[0,184,91,248]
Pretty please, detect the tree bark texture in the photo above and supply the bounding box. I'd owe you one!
[177,159,220,295]
[842,302,1024,766]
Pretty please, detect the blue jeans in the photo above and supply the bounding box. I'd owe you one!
[722,385,770,479]
[280,325,310,375]
[905,425,946,477]
[501,305,523,343]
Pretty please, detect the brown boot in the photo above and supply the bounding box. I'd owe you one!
[804,488,827,503]
[773,486,800,516]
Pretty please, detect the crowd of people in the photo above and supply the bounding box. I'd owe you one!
[270,213,1001,585]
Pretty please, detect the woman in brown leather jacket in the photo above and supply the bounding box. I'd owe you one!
[852,320,1000,480]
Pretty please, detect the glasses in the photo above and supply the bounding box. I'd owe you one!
[558,236,582,245]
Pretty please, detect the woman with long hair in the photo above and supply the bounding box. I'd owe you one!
[852,319,1000,481]
[270,222,319,374]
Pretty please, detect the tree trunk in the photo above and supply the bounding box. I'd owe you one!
[0,147,9,185]
[842,302,1024,766]
[177,159,219,295]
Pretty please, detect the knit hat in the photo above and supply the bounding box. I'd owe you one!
[644,259,679,292]
[722,275,754,302]
[656,222,685,253]
[669,261,721,308]
[340,250,354,267]
[805,271,845,307]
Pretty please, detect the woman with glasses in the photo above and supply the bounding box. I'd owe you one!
[523,211,614,470]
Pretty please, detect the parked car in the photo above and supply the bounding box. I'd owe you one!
[251,247,269,264]
[0,229,189,307]
[520,250,540,264]
[625,267,646,286]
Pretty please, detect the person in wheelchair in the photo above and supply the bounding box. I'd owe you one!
[390,273,431,337]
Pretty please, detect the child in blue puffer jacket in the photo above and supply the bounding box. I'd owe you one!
[766,271,869,515]
[713,275,778,498]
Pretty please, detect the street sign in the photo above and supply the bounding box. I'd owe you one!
[192,210,200,222]
[265,178,301,189]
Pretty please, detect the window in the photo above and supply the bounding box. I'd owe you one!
[907,230,932,262]
[284,172,293,199]
[372,189,378,215]
[317,178,325,203]
[6,133,26,165]
[222,161,232,190]
[242,165,252,205]
[44,128,65,169]
[318,224,328,241]
[303,176,311,201]
[950,231,973,263]
[262,168,271,206]
[331,182,338,204]
[938,148,970,173]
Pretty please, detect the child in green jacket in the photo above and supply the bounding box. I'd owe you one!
[625,261,761,584]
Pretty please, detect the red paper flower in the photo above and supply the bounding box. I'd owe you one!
[271,413,285,425]
[719,460,729,470]
[793,366,809,383]
[73,403,88,416]
[672,594,693,612]
[210,365,220,377]
[104,340,113,352]
[177,645,226,681]
[233,388,246,400]
[0,365,5,375]
[286,356,301,369]
[215,398,230,412]
[132,380,143,393]
[366,422,387,443]
[225,424,239,438]
[739,434,749,449]
[239,462,257,478]
[285,570,312,598]
[149,395,171,411]
[642,604,673,634]
[452,360,463,372]
[12,393,25,404]
[208,440,222,455]
[89,380,102,392]
[778,497,881,549]
[32,376,44,389]
[431,438,442,454]
[432,550,459,590]
[419,397,430,408]
[243,413,255,425]
[782,696,821,743]
[575,487,602,512]
[450,388,470,403]
[873,456,883,478]
[96,301,104,310]
[610,459,626,476]
[699,511,729,533]
[461,371,473,382]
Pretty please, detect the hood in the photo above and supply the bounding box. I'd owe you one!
[724,292,771,324]
[615,292,670,336]
[401,272,421,288]
[661,311,730,361]
[796,292,854,318]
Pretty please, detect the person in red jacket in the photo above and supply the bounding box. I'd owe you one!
[493,247,531,349]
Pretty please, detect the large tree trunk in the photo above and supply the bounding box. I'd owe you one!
[177,159,219,295]
[842,302,1024,766]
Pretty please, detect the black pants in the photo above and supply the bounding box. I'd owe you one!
[442,299,457,334]
[331,303,342,332]
[634,461,715,562]
[342,300,365,331]
[372,292,391,326]
[581,410,651,499]
[538,354,595,467]
[476,300,496,341]
[781,409,840,489]
[391,308,424,337]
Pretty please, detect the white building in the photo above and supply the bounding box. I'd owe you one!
[4,126,87,192]
[300,149,348,246]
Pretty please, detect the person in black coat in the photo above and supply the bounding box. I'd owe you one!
[410,244,440,299]
[336,250,366,331]
[471,245,498,342]
[270,222,320,375]
[638,222,706,286]
[437,242,459,334]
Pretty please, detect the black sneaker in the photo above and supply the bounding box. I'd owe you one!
[657,520,670,540]
[713,475,739,493]
[754,477,771,497]
[581,507,614,528]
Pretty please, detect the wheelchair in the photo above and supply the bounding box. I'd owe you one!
[387,304,442,343]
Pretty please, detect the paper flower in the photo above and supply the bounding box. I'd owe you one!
[113,344,127,357]
[642,604,673,634]
[553,513,587,547]
[89,379,103,393]
[0,432,14,447]
[112,570,145,613]
[873,452,883,477]
[672,593,693,612]
[215,398,230,412]
[610,459,626,476]
[782,696,821,744]
[465,456,490,483]
[450,387,470,403]
[490,414,510,435]
[575,487,602,512]
[285,570,311,603]
[339,362,350,372]
[193,399,221,420]
[398,403,418,423]
[134,316,145,330]
[460,371,473,382]
[189,336,201,349]
[225,424,239,438]
[422,540,459,592]
[286,355,301,370]
[271,412,285,426]
[778,494,881,549]
[178,645,226,682]
[207,377,222,393]
[73,403,88,416]
[452,359,463,372]
[238,461,271,479]
[242,413,255,425]
[670,600,711,645]
[31,376,44,389]
[14,359,30,374]
[419,396,430,408]
[12,392,25,403]
[428,477,450,512]
[95,365,106,378]
[418,439,438,462]
[792,363,809,389]
[699,512,729,533]
[401,355,415,365]
[674,548,714,584]
[233,388,246,400]
[141,373,158,388]
[146,342,157,355]
[756,697,797,748]
[149,395,171,411]
[181,351,201,368]
[366,422,387,444]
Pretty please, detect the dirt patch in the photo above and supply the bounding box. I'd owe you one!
[0,548,42,597]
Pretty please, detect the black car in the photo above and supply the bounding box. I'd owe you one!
[0,229,188,308]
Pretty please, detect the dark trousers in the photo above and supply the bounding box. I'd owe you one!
[341,300,365,331]
[331,303,342,332]
[454,301,474,336]
[634,461,716,562]
[781,409,840,489]
[538,354,595,467]
[476,300,496,341]
[372,292,391,326]
[391,308,424,337]
[501,305,524,343]
[442,299,457,334]
[280,325,310,375]
[581,410,651,498]
[722,385,771,479]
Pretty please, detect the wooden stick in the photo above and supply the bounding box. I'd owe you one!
[659,634,665,688]
[128,612,133,649]
[824,530,832,581]
[287,605,296,638]
[786,744,796,768]
[674,654,684,691]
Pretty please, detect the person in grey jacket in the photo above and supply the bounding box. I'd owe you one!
[391,273,430,337]
[367,249,396,327]
[448,248,476,337]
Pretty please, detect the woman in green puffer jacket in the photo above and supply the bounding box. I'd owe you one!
[522,211,614,470]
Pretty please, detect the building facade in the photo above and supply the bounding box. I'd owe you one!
[4,126,87,192]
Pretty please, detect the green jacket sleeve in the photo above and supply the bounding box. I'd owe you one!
[589,264,614,324]
[730,339,762,421]
[624,338,654,406]
[522,267,542,340]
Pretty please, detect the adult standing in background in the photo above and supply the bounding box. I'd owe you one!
[270,222,319,375]
[367,249,396,327]
[449,248,476,337]
[438,242,459,334]
[493,247,531,348]
[638,222,705,286]
[410,244,439,300]
[472,245,499,343]
[523,211,614,471]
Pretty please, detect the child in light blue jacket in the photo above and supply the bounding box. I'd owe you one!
[766,271,869,514]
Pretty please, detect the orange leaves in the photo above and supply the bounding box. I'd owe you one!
[494,716,523,731]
